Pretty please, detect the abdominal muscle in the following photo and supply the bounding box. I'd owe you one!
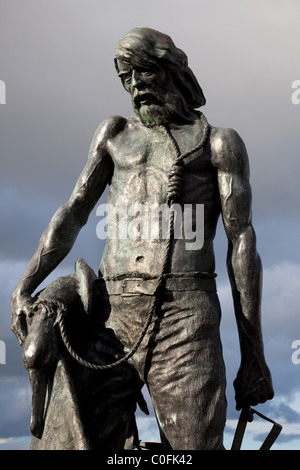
[100,120,219,278]
[99,187,218,278]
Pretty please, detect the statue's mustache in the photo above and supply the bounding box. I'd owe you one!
[133,91,163,108]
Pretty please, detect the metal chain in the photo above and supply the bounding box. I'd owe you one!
[41,113,210,371]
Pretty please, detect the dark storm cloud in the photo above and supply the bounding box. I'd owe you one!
[0,375,31,438]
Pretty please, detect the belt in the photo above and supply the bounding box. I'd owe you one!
[97,272,217,296]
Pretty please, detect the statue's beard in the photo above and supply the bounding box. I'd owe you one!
[133,89,195,128]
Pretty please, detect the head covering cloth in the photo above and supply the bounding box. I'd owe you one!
[114,27,206,109]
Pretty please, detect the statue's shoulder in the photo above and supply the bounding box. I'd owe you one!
[93,114,142,143]
[94,115,128,141]
[89,115,129,156]
[89,115,145,161]
[209,125,249,176]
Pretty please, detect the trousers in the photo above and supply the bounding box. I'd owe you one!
[74,284,227,450]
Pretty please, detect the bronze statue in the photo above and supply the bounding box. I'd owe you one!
[11,27,274,450]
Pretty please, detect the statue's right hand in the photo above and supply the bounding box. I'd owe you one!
[11,288,34,346]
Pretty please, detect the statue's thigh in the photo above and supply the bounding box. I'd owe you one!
[146,290,227,450]
[72,330,143,450]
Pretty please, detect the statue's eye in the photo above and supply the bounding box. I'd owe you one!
[141,70,154,77]
[123,73,131,84]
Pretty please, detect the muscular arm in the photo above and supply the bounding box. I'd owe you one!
[11,116,123,344]
[211,127,274,413]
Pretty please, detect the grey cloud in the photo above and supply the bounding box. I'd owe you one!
[0,436,32,450]
[0,376,31,438]
[272,433,300,444]
[271,402,300,424]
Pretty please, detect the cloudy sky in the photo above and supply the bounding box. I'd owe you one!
[1,0,300,451]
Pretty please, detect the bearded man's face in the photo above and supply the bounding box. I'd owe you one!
[116,59,194,128]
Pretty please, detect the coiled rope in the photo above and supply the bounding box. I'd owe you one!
[34,113,210,370]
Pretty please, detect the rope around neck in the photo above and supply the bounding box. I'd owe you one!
[38,113,211,370]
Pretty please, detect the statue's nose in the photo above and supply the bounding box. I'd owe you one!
[131,70,143,89]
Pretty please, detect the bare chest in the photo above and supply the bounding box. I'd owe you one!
[107,120,217,206]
